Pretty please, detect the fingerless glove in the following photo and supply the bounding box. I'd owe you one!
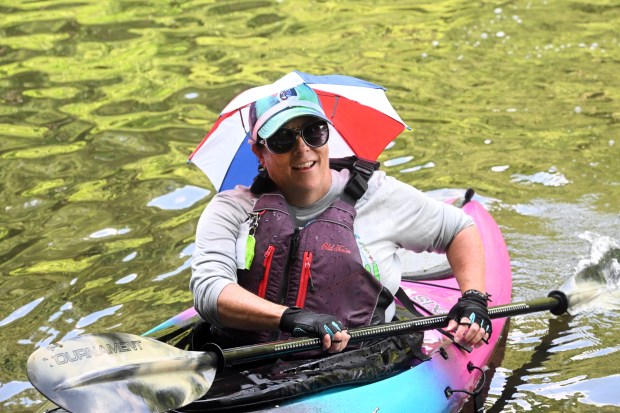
[447,290,492,338]
[280,307,345,338]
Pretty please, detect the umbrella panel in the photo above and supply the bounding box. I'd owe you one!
[317,93,405,160]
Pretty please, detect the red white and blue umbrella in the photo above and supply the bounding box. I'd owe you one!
[189,71,409,192]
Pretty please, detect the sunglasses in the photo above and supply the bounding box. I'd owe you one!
[258,120,329,154]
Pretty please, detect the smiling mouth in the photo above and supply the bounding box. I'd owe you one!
[292,161,315,170]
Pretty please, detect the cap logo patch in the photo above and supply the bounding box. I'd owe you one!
[278,88,297,101]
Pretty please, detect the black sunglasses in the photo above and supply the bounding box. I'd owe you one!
[258,120,329,154]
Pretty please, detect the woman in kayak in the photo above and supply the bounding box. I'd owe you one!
[191,84,491,354]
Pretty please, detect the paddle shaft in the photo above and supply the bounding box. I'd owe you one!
[222,291,568,365]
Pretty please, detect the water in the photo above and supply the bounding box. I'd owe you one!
[1,0,619,411]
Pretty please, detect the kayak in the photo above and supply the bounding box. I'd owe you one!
[35,196,513,413]
[147,196,512,413]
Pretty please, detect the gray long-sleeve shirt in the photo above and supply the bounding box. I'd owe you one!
[191,168,473,326]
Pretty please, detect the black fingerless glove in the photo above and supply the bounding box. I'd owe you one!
[448,290,492,338]
[279,307,345,338]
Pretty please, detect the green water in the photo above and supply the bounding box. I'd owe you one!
[1,0,619,411]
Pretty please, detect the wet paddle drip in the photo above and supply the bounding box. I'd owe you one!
[560,232,620,313]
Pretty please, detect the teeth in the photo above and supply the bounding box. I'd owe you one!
[294,161,314,169]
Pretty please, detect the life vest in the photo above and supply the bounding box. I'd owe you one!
[212,157,394,347]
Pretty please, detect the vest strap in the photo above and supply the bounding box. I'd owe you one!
[341,157,380,205]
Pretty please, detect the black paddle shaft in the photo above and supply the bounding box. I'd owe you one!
[222,290,569,365]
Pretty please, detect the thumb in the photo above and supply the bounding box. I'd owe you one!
[445,319,458,332]
[321,333,331,350]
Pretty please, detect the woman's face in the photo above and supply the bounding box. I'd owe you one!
[253,115,332,207]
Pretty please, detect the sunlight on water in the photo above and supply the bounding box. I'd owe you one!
[519,374,620,408]
[400,161,436,174]
[511,167,571,187]
[0,298,44,328]
[146,185,211,210]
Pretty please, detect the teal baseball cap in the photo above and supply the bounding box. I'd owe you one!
[249,84,331,140]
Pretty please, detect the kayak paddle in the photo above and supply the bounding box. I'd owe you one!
[27,291,568,413]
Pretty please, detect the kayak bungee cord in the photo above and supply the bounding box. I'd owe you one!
[410,279,462,292]
[445,362,489,413]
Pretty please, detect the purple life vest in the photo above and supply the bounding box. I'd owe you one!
[212,191,393,346]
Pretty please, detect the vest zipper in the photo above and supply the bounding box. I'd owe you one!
[258,245,275,299]
[272,228,300,341]
[278,228,300,305]
[296,251,314,308]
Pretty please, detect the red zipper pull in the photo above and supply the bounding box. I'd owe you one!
[258,245,275,299]
[296,251,314,308]
[306,254,315,293]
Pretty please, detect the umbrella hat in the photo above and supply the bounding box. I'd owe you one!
[189,71,409,192]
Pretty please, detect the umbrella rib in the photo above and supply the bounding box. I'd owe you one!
[330,95,339,119]
[239,108,249,136]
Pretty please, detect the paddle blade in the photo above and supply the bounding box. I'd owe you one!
[27,332,218,413]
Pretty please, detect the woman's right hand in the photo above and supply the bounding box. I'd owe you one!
[279,307,350,352]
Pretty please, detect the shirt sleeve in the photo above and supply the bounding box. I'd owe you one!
[356,172,474,254]
[190,186,255,326]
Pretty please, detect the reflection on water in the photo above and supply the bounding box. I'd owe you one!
[490,313,620,410]
[1,0,619,411]
[0,297,45,329]
[510,167,571,187]
[147,185,211,210]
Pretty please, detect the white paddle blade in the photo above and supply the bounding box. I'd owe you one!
[27,332,218,413]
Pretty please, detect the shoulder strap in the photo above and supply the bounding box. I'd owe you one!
[395,288,425,318]
[334,156,380,205]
